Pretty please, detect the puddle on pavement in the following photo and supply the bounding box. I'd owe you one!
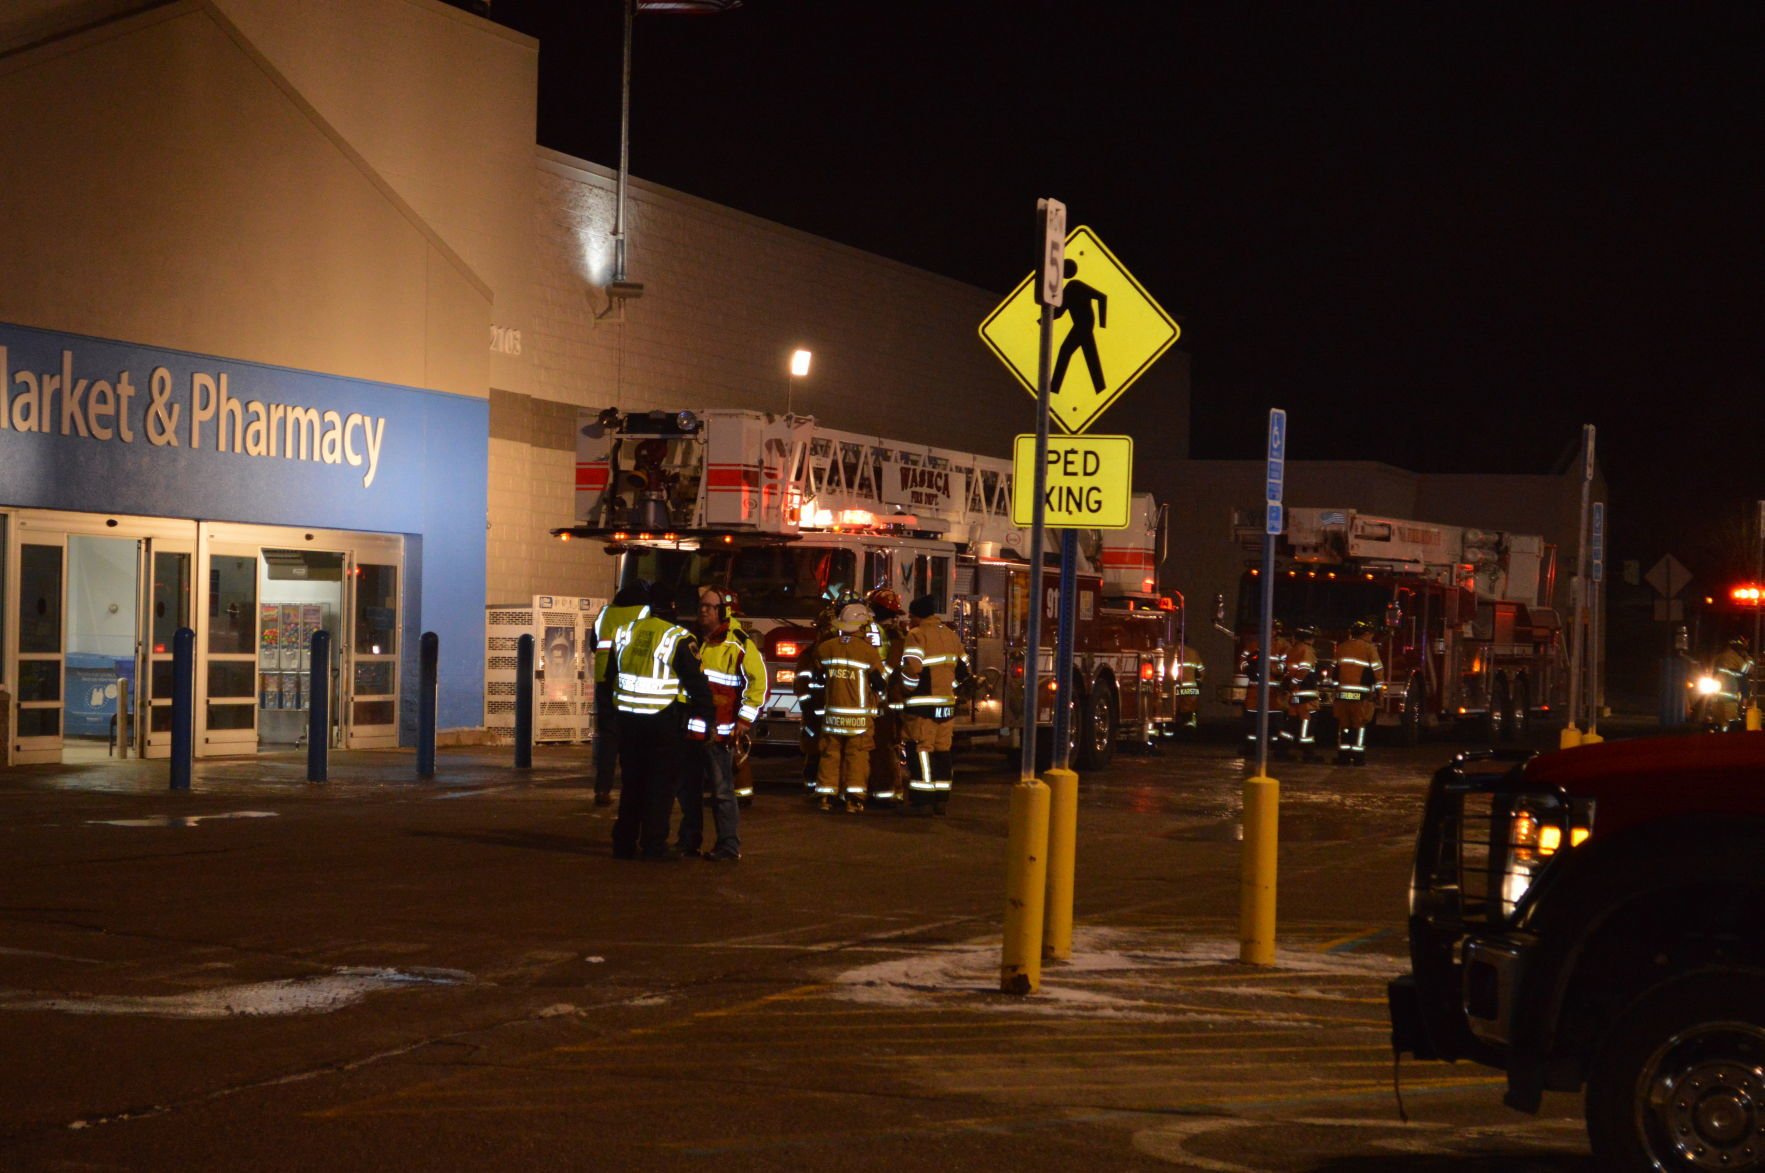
[2,966,470,1018]
[86,811,280,828]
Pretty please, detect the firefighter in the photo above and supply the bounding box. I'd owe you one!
[898,594,969,815]
[866,587,909,805]
[1171,640,1204,734]
[589,581,652,806]
[605,583,713,860]
[1282,625,1323,761]
[1332,619,1384,765]
[1709,636,1753,732]
[813,601,888,812]
[681,587,764,860]
[794,603,837,792]
[1240,619,1289,755]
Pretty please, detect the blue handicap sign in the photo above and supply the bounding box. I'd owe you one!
[1591,501,1605,582]
[1266,501,1283,536]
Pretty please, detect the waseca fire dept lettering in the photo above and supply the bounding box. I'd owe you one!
[0,346,388,488]
[893,463,957,509]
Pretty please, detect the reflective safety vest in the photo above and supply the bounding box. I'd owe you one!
[690,619,767,741]
[594,602,650,680]
[899,616,966,718]
[815,633,885,735]
[612,616,693,715]
[1172,644,1204,698]
[1284,641,1319,702]
[1714,648,1753,703]
[1333,637,1384,701]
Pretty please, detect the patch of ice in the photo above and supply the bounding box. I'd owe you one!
[4,966,469,1019]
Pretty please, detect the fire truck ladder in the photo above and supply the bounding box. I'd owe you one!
[786,425,1017,541]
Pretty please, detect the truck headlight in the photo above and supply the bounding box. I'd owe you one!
[1498,796,1594,919]
[1696,674,1721,696]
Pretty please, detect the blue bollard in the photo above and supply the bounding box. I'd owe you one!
[308,629,330,783]
[418,631,438,779]
[170,627,195,791]
[514,633,534,769]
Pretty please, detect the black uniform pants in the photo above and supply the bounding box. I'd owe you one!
[594,680,619,797]
[613,708,685,856]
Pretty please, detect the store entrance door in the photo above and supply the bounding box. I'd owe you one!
[256,549,344,752]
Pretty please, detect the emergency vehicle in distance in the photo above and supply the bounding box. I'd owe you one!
[554,408,1187,768]
[1219,507,1565,742]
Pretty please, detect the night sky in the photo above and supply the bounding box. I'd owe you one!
[489,0,1764,579]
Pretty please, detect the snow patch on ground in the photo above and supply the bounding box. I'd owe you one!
[2,966,469,1018]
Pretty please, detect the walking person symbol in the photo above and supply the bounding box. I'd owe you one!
[1051,258,1108,394]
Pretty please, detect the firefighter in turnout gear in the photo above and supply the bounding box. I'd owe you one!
[898,594,969,815]
[589,582,652,806]
[1172,640,1204,733]
[605,583,713,860]
[794,604,837,791]
[1709,636,1754,732]
[1332,619,1384,765]
[866,588,909,806]
[813,602,888,812]
[1240,619,1290,755]
[680,587,764,861]
[1281,626,1322,761]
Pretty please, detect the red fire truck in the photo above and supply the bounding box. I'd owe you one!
[1219,507,1565,742]
[555,408,1185,768]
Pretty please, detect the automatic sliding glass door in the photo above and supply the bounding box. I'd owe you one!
[201,545,261,754]
[12,535,65,765]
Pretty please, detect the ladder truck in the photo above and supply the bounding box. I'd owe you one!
[554,408,1185,768]
[1218,507,1565,743]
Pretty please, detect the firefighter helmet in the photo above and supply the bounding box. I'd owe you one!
[866,588,904,618]
[834,602,872,633]
[1293,625,1317,641]
[1349,619,1374,638]
[1730,635,1751,654]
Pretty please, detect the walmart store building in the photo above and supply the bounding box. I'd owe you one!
[0,0,1059,764]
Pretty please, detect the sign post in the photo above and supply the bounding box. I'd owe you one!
[1585,501,1605,743]
[1563,425,1595,748]
[1241,408,1285,966]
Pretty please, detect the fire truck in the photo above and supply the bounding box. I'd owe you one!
[1219,507,1565,742]
[554,408,1185,768]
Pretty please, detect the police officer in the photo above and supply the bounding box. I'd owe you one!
[898,594,969,815]
[866,587,909,805]
[605,583,712,860]
[589,581,651,806]
[681,586,764,861]
[1332,619,1384,765]
[813,601,887,812]
[1282,625,1322,761]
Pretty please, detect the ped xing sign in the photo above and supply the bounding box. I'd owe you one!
[1011,434,1133,529]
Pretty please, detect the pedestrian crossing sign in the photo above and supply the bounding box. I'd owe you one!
[978,226,1180,435]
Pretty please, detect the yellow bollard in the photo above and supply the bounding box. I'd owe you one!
[1042,767,1079,962]
[1239,773,1279,966]
[1558,724,1582,750]
[1001,778,1052,995]
[1581,728,1604,745]
[1749,705,1762,732]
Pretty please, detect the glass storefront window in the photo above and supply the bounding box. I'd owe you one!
[208,556,257,654]
[353,661,394,695]
[19,544,62,654]
[354,564,397,656]
[152,551,191,652]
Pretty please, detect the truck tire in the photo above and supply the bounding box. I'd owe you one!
[1077,682,1116,770]
[1585,970,1765,1172]
[1397,679,1425,746]
[1506,676,1530,742]
[1034,678,1082,771]
[1485,676,1509,743]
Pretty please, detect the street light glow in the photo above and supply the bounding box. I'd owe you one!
[790,349,812,377]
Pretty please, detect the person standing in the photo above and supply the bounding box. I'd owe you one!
[813,602,887,813]
[898,594,969,815]
[1171,640,1205,734]
[1332,619,1384,765]
[793,604,836,794]
[1710,636,1754,732]
[866,588,909,806]
[605,583,712,861]
[1282,626,1322,761]
[589,582,651,806]
[1240,619,1290,756]
[680,587,763,862]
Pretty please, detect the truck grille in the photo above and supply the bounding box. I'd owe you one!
[1413,751,1534,930]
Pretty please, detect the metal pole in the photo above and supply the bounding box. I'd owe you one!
[417,631,438,780]
[515,633,535,770]
[307,629,330,783]
[1564,425,1593,746]
[613,0,634,282]
[1588,536,1602,737]
[1256,531,1274,777]
[1052,528,1079,768]
[1755,501,1763,667]
[170,627,194,791]
[1018,303,1055,782]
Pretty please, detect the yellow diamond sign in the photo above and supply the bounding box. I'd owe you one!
[978,226,1179,435]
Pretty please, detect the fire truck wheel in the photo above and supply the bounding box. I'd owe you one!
[1585,969,1765,1173]
[1486,676,1510,743]
[1077,683,1117,770]
[1507,676,1531,741]
[1397,679,1425,746]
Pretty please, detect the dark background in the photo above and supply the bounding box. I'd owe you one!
[488,0,1763,592]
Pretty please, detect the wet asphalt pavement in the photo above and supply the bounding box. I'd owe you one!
[0,722,1632,1171]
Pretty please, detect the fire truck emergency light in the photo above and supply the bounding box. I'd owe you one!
[1730,585,1764,605]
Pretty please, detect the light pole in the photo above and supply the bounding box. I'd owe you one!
[788,348,811,415]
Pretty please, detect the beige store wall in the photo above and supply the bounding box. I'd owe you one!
[0,3,489,397]
[489,151,1193,603]
[212,0,538,398]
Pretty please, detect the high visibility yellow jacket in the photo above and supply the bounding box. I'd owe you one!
[1714,647,1753,703]
[1172,643,1205,697]
[608,615,710,717]
[1284,640,1319,702]
[593,601,650,681]
[692,619,767,742]
[814,632,886,735]
[1333,637,1384,701]
[899,616,967,716]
